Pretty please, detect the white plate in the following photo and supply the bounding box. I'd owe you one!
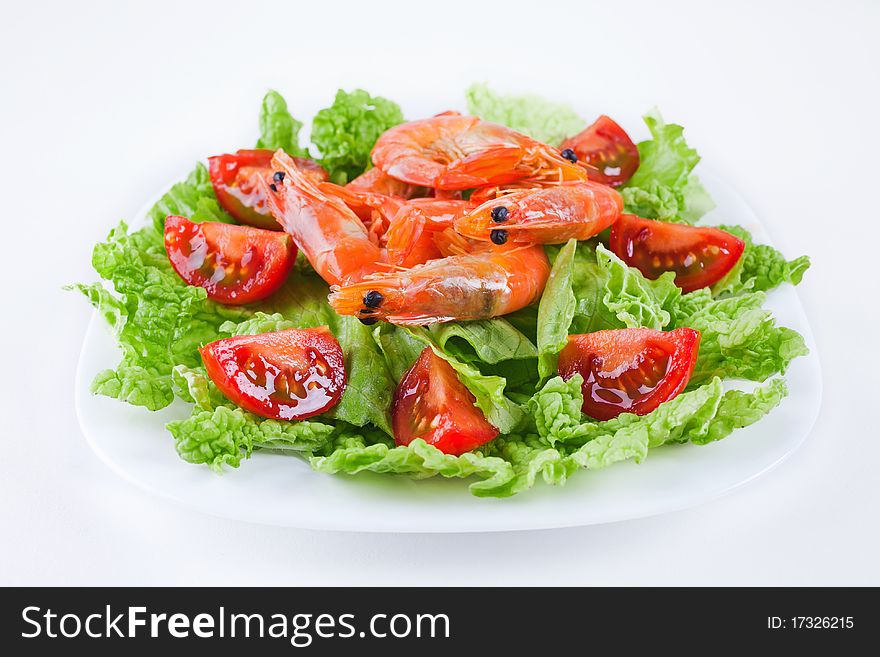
[75,169,822,532]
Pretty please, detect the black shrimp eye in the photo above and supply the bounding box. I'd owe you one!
[269,183,278,192]
[490,229,509,245]
[273,171,285,183]
[490,206,509,223]
[560,148,578,163]
[363,290,384,308]
[359,316,379,326]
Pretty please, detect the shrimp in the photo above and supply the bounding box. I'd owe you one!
[371,115,588,191]
[453,181,623,244]
[384,199,474,267]
[262,151,383,286]
[347,166,429,199]
[317,182,404,244]
[328,243,550,325]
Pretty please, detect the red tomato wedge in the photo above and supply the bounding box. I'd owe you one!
[164,216,295,305]
[560,115,640,187]
[392,347,498,455]
[208,149,328,230]
[558,328,700,421]
[609,214,746,293]
[200,328,346,421]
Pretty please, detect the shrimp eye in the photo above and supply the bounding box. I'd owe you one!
[560,148,578,163]
[359,316,379,326]
[490,229,509,245]
[273,171,285,183]
[269,183,278,192]
[490,206,509,223]
[363,290,384,308]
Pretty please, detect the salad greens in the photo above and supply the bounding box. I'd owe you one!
[310,89,405,184]
[75,86,811,497]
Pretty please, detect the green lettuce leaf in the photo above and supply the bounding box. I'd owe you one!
[323,316,395,435]
[310,436,517,491]
[714,224,811,295]
[528,373,787,449]
[168,405,336,472]
[311,89,404,184]
[622,110,714,223]
[371,323,425,382]
[255,90,307,157]
[429,319,536,364]
[673,291,808,384]
[596,244,680,329]
[465,83,585,145]
[537,239,578,381]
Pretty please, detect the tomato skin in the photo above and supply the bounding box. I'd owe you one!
[392,347,498,455]
[558,328,700,421]
[208,149,328,230]
[164,216,295,305]
[609,214,745,293]
[200,328,346,421]
[560,115,640,187]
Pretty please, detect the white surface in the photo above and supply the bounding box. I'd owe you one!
[75,171,822,531]
[2,0,878,581]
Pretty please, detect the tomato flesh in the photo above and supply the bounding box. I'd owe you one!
[560,115,640,187]
[208,149,328,230]
[200,328,346,420]
[558,328,700,421]
[609,214,745,293]
[392,347,498,455]
[164,216,295,305]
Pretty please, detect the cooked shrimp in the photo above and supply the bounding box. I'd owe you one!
[371,115,587,191]
[262,151,383,286]
[328,243,550,325]
[318,182,404,244]
[384,199,474,267]
[453,181,623,244]
[347,166,429,199]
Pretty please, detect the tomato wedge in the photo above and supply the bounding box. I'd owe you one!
[560,115,640,187]
[201,328,346,420]
[208,149,328,230]
[164,216,295,305]
[558,328,700,421]
[609,214,745,293]
[392,347,498,455]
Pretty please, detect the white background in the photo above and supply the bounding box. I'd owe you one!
[2,0,878,585]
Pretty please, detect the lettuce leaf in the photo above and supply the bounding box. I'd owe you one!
[168,405,337,471]
[528,373,787,449]
[311,89,404,184]
[596,244,681,329]
[255,90,307,157]
[429,319,536,364]
[674,291,809,385]
[715,224,811,295]
[537,239,578,381]
[371,323,425,382]
[622,110,714,223]
[465,83,585,145]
